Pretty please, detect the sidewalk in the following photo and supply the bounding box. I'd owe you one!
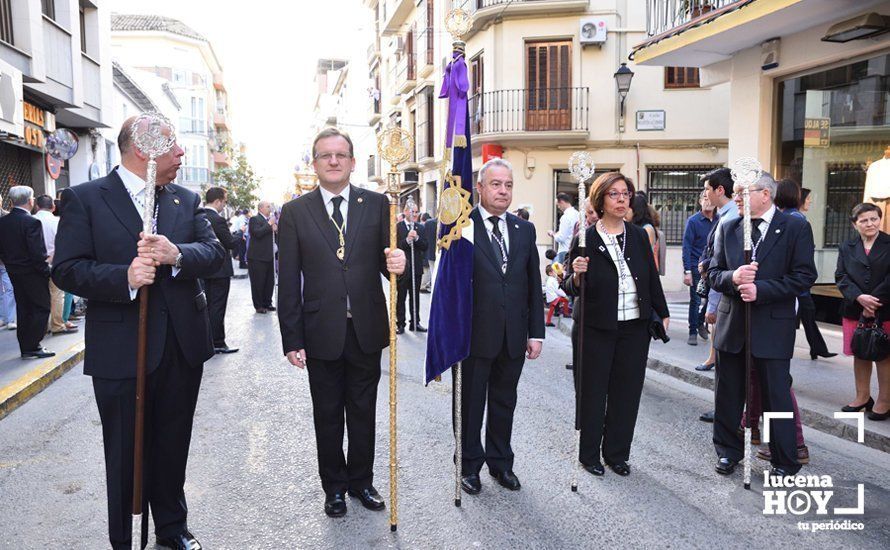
[0,321,84,420]
[555,293,890,454]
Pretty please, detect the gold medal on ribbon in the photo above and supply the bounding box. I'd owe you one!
[337,246,345,260]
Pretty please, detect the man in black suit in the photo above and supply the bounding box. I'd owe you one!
[202,186,239,354]
[421,213,437,292]
[52,116,225,550]
[0,185,54,359]
[247,201,276,313]
[396,203,427,333]
[708,173,816,478]
[459,158,545,495]
[277,127,405,518]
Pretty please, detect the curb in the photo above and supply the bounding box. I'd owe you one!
[0,341,85,421]
[558,321,890,454]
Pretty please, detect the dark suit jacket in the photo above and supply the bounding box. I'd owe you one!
[278,185,392,360]
[424,218,438,262]
[247,213,275,262]
[469,208,545,359]
[708,208,817,359]
[202,207,237,278]
[561,222,669,330]
[397,220,428,276]
[0,208,50,276]
[835,231,890,320]
[51,171,225,379]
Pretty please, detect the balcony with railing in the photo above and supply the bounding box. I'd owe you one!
[456,0,590,39]
[368,41,381,66]
[82,54,101,109]
[381,0,414,35]
[415,27,435,79]
[644,0,740,39]
[212,151,231,168]
[180,166,210,184]
[214,109,229,130]
[396,50,416,94]
[468,87,589,144]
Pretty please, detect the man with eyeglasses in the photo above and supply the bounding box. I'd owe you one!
[708,172,816,478]
[277,127,406,518]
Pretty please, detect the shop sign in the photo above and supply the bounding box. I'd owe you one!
[22,101,48,150]
[0,59,24,137]
[804,118,830,148]
[636,110,666,131]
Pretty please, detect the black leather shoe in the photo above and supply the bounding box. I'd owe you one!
[715,457,738,475]
[156,530,201,550]
[699,410,715,423]
[461,473,481,495]
[324,492,347,517]
[214,346,240,354]
[868,408,890,421]
[21,347,55,359]
[842,397,874,412]
[255,308,268,314]
[582,461,605,476]
[265,306,277,312]
[769,465,796,477]
[605,461,630,476]
[490,469,521,490]
[695,362,715,371]
[348,486,385,511]
[396,327,405,335]
[411,324,427,333]
[810,351,837,360]
[51,327,79,335]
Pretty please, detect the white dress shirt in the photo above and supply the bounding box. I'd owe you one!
[596,224,640,321]
[555,206,579,254]
[33,209,58,263]
[477,204,509,250]
[320,185,350,231]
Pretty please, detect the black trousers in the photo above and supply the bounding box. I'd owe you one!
[396,264,423,328]
[8,271,50,353]
[92,322,203,549]
[798,293,829,356]
[203,277,231,347]
[458,344,526,475]
[306,320,382,495]
[576,319,650,465]
[714,352,799,473]
[247,259,274,309]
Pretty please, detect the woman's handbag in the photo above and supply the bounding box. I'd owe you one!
[851,314,890,361]
[695,274,709,298]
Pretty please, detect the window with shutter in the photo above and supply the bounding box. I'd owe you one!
[470,54,484,134]
[526,41,572,131]
[665,67,700,89]
[415,87,432,161]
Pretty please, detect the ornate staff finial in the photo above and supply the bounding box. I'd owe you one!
[130,112,177,236]
[445,8,472,43]
[377,125,414,194]
[731,157,763,190]
[569,151,595,249]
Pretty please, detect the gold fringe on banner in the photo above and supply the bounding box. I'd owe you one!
[454,135,467,148]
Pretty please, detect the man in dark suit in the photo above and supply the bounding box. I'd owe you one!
[52,116,225,550]
[278,127,405,518]
[247,201,276,313]
[421,213,437,292]
[202,186,239,354]
[459,158,545,495]
[0,185,54,358]
[708,173,816,478]
[396,203,427,333]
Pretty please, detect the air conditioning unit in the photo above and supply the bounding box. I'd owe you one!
[579,18,607,45]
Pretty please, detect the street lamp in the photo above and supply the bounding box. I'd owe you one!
[614,62,635,132]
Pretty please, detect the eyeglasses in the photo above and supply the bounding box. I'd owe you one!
[314,152,352,162]
[731,187,767,199]
[606,191,630,200]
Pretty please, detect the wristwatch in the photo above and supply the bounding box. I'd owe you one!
[174,252,183,269]
[684,270,692,274]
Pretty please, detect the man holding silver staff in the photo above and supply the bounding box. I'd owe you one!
[707,171,816,478]
[277,127,406,518]
[52,116,225,549]
[396,200,428,334]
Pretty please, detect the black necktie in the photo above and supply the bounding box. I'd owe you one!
[331,196,345,230]
[489,215,507,272]
[751,218,762,244]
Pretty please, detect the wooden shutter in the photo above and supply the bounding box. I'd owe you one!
[525,41,572,130]
[416,88,429,160]
[665,67,700,89]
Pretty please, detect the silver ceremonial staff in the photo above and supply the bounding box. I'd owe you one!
[568,152,595,492]
[731,157,763,491]
[130,112,177,549]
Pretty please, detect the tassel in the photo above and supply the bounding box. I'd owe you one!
[454,135,467,148]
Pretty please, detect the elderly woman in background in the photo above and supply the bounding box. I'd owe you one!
[835,202,890,421]
[563,172,669,477]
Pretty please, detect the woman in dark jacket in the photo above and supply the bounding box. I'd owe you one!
[562,172,670,476]
[835,202,890,421]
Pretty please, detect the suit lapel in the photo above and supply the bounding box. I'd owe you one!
[504,214,519,277]
[343,185,366,262]
[100,171,142,242]
[472,208,503,276]
[305,188,341,257]
[753,211,786,263]
[156,185,181,237]
[589,225,613,263]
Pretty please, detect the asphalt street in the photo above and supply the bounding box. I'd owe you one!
[0,277,888,549]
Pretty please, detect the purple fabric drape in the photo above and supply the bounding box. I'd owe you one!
[439,51,469,148]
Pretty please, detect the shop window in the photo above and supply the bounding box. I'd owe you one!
[647,166,722,245]
[665,67,700,89]
[824,164,866,248]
